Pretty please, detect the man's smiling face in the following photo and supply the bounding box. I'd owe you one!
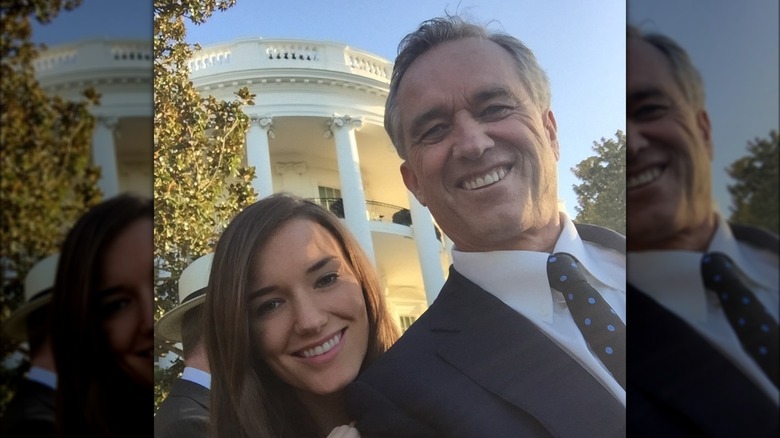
[397,37,561,252]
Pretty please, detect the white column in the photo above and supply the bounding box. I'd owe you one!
[92,116,120,197]
[247,116,275,199]
[325,114,375,264]
[408,192,445,304]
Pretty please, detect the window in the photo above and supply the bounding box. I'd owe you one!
[318,186,341,199]
[399,315,417,332]
[318,186,343,217]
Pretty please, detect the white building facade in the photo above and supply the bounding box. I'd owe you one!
[34,38,154,198]
[33,37,447,328]
[190,38,451,325]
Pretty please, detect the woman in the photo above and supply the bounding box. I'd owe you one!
[50,193,153,438]
[205,193,400,437]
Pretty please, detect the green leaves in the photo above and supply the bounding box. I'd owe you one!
[152,0,255,410]
[1,0,101,303]
[1,0,100,419]
[571,130,626,235]
[727,130,779,234]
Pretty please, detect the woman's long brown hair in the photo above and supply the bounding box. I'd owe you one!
[205,193,400,438]
[50,193,153,438]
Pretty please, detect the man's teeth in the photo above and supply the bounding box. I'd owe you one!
[627,166,662,189]
[464,167,507,190]
[300,332,341,358]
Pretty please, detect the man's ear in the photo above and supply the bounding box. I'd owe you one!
[545,110,560,161]
[697,109,713,160]
[400,161,425,206]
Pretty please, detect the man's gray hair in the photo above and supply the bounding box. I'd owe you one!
[627,25,706,110]
[385,15,551,159]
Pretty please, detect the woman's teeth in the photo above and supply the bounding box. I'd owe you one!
[299,332,341,358]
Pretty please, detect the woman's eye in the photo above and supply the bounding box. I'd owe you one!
[257,299,283,316]
[315,272,339,288]
[100,299,130,318]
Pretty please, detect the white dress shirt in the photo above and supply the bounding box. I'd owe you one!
[182,366,211,390]
[26,365,57,390]
[628,213,779,405]
[453,212,626,405]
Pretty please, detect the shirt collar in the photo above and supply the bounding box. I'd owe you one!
[708,213,773,290]
[553,214,625,292]
[27,366,57,390]
[182,366,211,390]
[626,213,762,322]
[628,250,707,322]
[452,213,623,324]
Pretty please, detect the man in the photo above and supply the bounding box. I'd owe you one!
[154,253,213,438]
[626,26,778,436]
[346,16,626,437]
[0,254,59,438]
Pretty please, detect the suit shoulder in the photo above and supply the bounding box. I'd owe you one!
[574,222,625,254]
[730,223,779,255]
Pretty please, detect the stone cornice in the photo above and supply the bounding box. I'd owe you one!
[33,38,152,91]
[189,38,391,96]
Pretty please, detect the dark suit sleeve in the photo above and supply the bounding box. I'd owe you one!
[347,380,438,438]
[2,419,55,438]
[154,416,208,438]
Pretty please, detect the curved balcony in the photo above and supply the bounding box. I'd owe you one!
[190,38,391,83]
[308,198,441,241]
[33,38,152,89]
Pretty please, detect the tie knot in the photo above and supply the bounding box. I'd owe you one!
[701,252,739,290]
[547,252,587,289]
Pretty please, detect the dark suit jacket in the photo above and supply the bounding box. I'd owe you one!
[627,224,779,438]
[154,378,210,438]
[347,224,626,437]
[0,378,55,438]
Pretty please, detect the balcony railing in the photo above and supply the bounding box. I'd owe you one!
[309,198,404,223]
[308,198,441,240]
[188,38,392,84]
[33,39,152,77]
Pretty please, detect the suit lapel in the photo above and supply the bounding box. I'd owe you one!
[430,268,625,437]
[173,378,210,409]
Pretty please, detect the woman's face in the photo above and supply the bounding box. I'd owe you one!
[98,217,154,387]
[248,218,370,396]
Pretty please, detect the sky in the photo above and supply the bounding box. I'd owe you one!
[628,0,779,214]
[31,0,626,218]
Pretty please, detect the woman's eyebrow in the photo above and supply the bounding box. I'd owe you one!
[306,256,337,274]
[248,256,338,300]
[95,285,122,300]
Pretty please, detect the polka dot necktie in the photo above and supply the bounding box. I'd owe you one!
[701,252,779,387]
[547,252,626,390]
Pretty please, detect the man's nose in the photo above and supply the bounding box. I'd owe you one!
[626,120,649,158]
[452,112,494,160]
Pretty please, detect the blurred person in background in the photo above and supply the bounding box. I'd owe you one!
[0,254,60,437]
[154,253,213,438]
[50,193,153,438]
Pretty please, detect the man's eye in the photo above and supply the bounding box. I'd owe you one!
[632,104,667,120]
[315,272,339,288]
[420,124,449,142]
[480,105,514,119]
[257,299,283,316]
